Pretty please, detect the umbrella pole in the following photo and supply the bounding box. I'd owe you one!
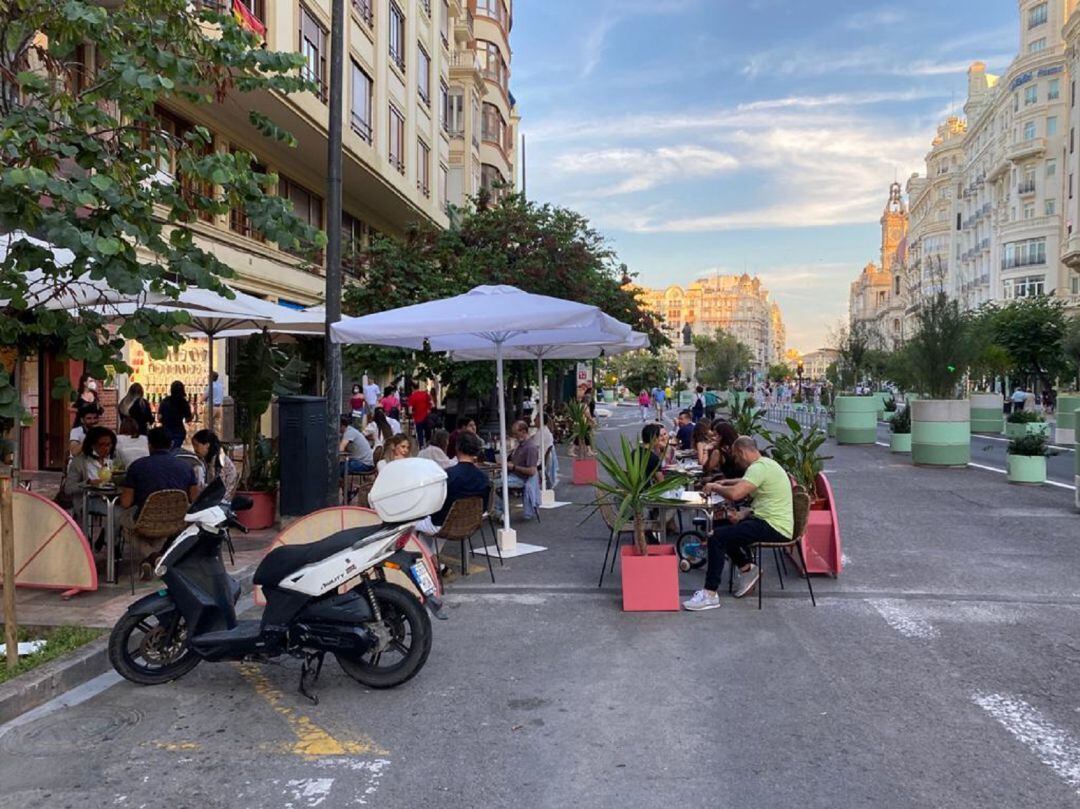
[538,355,554,507]
[207,335,214,435]
[495,340,515,552]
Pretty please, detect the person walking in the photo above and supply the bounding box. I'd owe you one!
[638,389,650,421]
[158,380,194,449]
[118,383,154,436]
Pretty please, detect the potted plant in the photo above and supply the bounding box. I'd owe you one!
[594,437,687,611]
[1006,433,1048,485]
[832,322,878,444]
[763,418,832,505]
[566,399,598,484]
[882,396,898,422]
[1004,410,1049,439]
[729,395,765,438]
[889,405,911,453]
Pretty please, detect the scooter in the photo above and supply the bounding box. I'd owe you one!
[108,469,445,700]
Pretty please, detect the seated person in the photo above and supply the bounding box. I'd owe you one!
[711,420,742,479]
[498,420,540,520]
[64,426,117,527]
[683,436,794,611]
[377,433,413,471]
[415,432,491,554]
[68,404,103,457]
[339,415,375,474]
[418,428,457,469]
[192,429,239,502]
[446,416,476,460]
[364,407,401,450]
[675,409,695,451]
[120,427,200,579]
[638,422,668,483]
[693,420,721,474]
[115,417,150,468]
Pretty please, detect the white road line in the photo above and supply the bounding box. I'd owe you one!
[868,599,938,639]
[968,462,1076,491]
[875,441,890,448]
[973,692,1080,794]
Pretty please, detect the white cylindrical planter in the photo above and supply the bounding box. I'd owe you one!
[1055,395,1080,445]
[969,392,1003,434]
[911,399,970,467]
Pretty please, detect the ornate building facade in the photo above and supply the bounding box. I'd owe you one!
[635,274,786,375]
[849,183,908,348]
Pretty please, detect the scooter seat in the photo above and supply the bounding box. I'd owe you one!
[253,525,386,588]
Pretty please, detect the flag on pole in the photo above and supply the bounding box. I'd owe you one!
[232,0,266,39]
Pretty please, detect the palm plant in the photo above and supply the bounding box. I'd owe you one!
[593,436,687,555]
[1007,433,1049,457]
[763,418,831,497]
[565,399,594,454]
[729,395,764,437]
[890,406,911,435]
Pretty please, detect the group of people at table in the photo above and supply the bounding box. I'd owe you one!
[638,408,795,611]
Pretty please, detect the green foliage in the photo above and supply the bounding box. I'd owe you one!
[0,0,319,417]
[1063,316,1080,390]
[763,418,831,494]
[694,329,753,387]
[767,363,791,383]
[975,296,1067,389]
[883,396,897,412]
[890,405,911,434]
[1007,433,1048,457]
[1006,409,1043,424]
[899,292,975,399]
[729,396,765,437]
[565,399,593,446]
[0,625,103,686]
[831,320,879,391]
[593,436,687,555]
[603,350,676,394]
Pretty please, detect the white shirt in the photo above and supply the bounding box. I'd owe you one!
[364,383,381,409]
[364,417,403,447]
[418,445,457,469]
[116,435,149,467]
[1011,390,1027,403]
[69,425,85,447]
[528,426,554,453]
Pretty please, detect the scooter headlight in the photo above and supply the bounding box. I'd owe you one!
[154,558,168,577]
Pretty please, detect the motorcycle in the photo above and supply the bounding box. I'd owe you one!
[108,459,448,700]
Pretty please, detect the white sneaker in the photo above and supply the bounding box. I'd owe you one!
[733,564,760,598]
[682,589,720,611]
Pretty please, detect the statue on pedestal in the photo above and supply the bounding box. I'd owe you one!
[682,322,693,346]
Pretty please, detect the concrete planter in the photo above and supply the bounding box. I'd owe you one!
[1075,440,1080,510]
[1055,395,1080,445]
[890,432,911,453]
[1006,454,1046,485]
[834,396,878,444]
[1004,421,1049,439]
[969,392,1004,434]
[872,391,891,419]
[911,399,970,467]
[827,420,836,438]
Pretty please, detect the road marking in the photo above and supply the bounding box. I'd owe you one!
[973,692,1080,794]
[875,441,890,448]
[968,462,1076,490]
[284,777,335,807]
[868,599,938,639]
[238,664,388,758]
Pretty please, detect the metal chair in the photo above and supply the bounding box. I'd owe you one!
[434,496,492,582]
[747,485,815,609]
[595,488,659,588]
[123,489,189,593]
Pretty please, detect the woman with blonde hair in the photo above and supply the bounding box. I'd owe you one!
[376,433,413,471]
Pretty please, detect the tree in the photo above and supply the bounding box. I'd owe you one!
[898,291,975,399]
[0,0,322,416]
[603,351,676,394]
[830,320,878,391]
[767,363,791,383]
[693,329,753,388]
[977,296,1067,389]
[1063,316,1080,390]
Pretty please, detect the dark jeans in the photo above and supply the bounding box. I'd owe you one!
[415,417,430,448]
[340,459,374,476]
[704,517,787,591]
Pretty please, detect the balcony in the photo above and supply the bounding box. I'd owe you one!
[454,7,474,44]
[1062,234,1080,269]
[1008,137,1047,162]
[1018,181,1037,195]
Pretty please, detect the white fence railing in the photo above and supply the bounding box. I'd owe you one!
[762,404,830,431]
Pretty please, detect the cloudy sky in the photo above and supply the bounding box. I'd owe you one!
[510,0,1019,352]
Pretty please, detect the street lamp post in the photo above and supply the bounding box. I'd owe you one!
[797,361,805,403]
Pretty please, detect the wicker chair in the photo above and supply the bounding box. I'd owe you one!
[745,484,815,609]
[481,486,505,568]
[124,489,190,593]
[434,496,491,582]
[594,487,660,588]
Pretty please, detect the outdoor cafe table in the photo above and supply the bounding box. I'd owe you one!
[81,482,121,584]
[644,491,727,545]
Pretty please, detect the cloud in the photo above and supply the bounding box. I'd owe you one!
[844,8,905,29]
[551,146,739,195]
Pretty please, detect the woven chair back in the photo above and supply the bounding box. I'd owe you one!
[133,489,190,540]
[436,497,484,541]
[791,484,811,542]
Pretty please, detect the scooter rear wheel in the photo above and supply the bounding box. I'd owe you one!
[336,582,432,689]
[109,610,200,685]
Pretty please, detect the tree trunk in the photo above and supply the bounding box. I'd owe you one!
[633,514,648,556]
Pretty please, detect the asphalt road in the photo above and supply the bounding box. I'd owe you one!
[2,405,1079,808]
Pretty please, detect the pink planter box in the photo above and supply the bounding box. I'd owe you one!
[801,473,842,576]
[620,544,680,611]
[572,458,599,485]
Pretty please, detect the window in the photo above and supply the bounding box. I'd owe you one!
[1047,157,1057,176]
[1045,198,1056,216]
[341,211,368,274]
[350,61,373,142]
[389,1,405,72]
[447,89,464,135]
[417,44,431,106]
[439,81,450,132]
[279,175,323,258]
[481,162,504,194]
[476,40,508,93]
[1008,276,1045,298]
[1023,202,1035,219]
[417,139,430,196]
[1047,115,1057,136]
[1025,85,1037,105]
[1029,37,1046,55]
[1028,2,1047,28]
[151,106,214,223]
[388,104,405,174]
[230,152,266,240]
[475,0,506,27]
[1002,237,1047,269]
[351,0,372,26]
[440,0,450,47]
[1014,93,1020,112]
[471,97,480,148]
[1071,173,1075,200]
[438,163,448,210]
[481,101,506,146]
[1049,78,1060,100]
[1024,120,1037,140]
[299,5,327,101]
[956,212,962,230]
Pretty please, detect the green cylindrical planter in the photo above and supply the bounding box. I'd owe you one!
[827,420,836,438]
[872,391,891,419]
[1055,395,1080,445]
[969,392,1004,434]
[1007,454,1046,485]
[890,432,911,453]
[911,400,970,467]
[834,396,878,444]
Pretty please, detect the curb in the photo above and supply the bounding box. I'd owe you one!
[0,558,262,726]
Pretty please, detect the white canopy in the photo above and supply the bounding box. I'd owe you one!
[329,285,634,550]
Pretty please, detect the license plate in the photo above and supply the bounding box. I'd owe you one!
[410,562,436,596]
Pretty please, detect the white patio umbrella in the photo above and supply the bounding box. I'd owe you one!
[452,329,649,506]
[330,285,631,551]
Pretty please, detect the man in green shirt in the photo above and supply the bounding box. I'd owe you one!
[683,436,793,610]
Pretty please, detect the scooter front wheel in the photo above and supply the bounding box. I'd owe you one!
[108,610,200,685]
[336,582,432,689]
